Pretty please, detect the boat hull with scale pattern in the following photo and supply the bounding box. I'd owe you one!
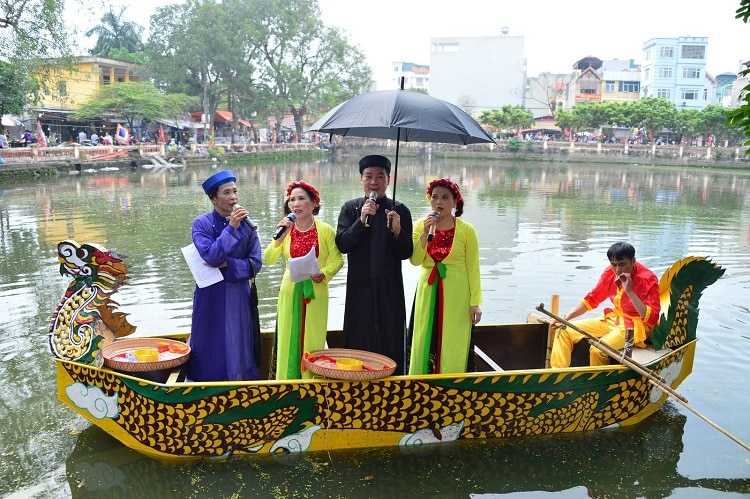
[49,240,723,460]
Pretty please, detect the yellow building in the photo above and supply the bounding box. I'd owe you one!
[34,56,141,143]
[569,57,641,107]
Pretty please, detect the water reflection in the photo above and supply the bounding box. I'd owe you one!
[1,159,750,497]
[64,404,749,498]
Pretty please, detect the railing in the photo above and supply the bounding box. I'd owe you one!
[524,140,749,160]
[337,137,749,163]
[0,144,162,163]
[3,139,747,165]
[0,141,324,164]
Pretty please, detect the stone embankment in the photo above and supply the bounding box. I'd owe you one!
[334,137,750,169]
[0,141,327,177]
[1,138,748,178]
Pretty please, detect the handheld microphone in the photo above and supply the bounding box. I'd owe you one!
[233,204,257,231]
[273,213,296,240]
[427,211,441,242]
[364,191,377,228]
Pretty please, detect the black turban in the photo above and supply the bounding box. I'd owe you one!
[358,154,391,174]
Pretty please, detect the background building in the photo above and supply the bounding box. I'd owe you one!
[429,32,525,114]
[33,56,142,143]
[640,36,714,110]
[716,71,738,106]
[600,59,642,104]
[387,61,430,92]
[559,57,643,111]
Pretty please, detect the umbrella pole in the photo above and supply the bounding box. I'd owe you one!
[390,76,405,220]
[388,127,401,232]
[392,128,400,204]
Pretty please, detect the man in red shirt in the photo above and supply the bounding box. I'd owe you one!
[550,242,661,368]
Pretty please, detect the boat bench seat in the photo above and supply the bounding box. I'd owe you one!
[569,341,672,367]
[164,365,187,385]
[621,346,672,365]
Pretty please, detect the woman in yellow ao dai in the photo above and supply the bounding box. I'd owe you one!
[263,181,343,379]
[408,178,482,375]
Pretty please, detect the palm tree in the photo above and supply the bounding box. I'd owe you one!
[85,7,144,56]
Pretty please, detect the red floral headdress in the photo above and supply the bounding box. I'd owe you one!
[286,180,320,205]
[426,178,462,203]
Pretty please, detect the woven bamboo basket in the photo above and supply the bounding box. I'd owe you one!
[303,348,396,380]
[102,337,191,373]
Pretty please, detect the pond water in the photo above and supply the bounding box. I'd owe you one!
[1,156,749,498]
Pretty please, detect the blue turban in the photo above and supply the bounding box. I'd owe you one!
[202,170,236,195]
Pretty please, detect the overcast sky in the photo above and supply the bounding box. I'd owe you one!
[72,0,750,90]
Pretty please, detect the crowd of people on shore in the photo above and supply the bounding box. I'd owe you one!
[187,157,656,382]
[0,128,44,148]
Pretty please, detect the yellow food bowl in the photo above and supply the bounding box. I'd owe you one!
[336,357,363,371]
[133,348,159,362]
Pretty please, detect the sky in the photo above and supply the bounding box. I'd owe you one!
[73,0,750,90]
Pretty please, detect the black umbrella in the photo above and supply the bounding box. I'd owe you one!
[308,83,494,202]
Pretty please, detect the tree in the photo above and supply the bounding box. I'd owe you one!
[146,0,232,139]
[554,109,584,140]
[86,6,144,57]
[145,0,372,141]
[573,101,621,131]
[628,97,677,141]
[479,105,533,135]
[0,61,34,122]
[107,47,147,65]
[674,108,700,144]
[525,73,575,118]
[162,93,200,127]
[1,0,80,112]
[457,95,477,115]
[697,105,731,143]
[478,109,507,131]
[71,82,188,131]
[0,0,75,58]
[725,0,750,149]
[240,0,371,137]
[212,1,263,143]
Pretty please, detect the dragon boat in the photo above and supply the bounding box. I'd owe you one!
[49,239,724,461]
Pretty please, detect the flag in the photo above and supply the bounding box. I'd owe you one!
[115,124,129,144]
[36,120,47,147]
[158,124,166,144]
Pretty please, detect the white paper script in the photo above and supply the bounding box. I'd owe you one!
[181,243,224,288]
[289,246,320,283]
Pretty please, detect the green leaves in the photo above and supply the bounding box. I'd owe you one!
[70,82,194,131]
[0,61,32,117]
[143,0,372,138]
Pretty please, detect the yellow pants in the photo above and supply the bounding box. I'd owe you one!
[550,317,626,368]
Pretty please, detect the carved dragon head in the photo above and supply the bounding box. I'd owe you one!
[651,256,725,350]
[50,240,136,363]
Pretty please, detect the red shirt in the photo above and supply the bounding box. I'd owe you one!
[582,262,660,333]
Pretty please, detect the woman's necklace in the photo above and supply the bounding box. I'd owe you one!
[295,219,315,232]
[435,214,455,230]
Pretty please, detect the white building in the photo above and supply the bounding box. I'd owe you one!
[429,33,525,114]
[640,36,715,110]
[387,61,430,92]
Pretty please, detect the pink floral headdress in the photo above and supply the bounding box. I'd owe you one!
[286,180,320,205]
[426,178,462,203]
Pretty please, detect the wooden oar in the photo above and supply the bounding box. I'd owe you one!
[535,303,750,453]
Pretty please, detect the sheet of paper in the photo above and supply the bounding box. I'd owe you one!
[289,245,320,283]
[181,243,224,288]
